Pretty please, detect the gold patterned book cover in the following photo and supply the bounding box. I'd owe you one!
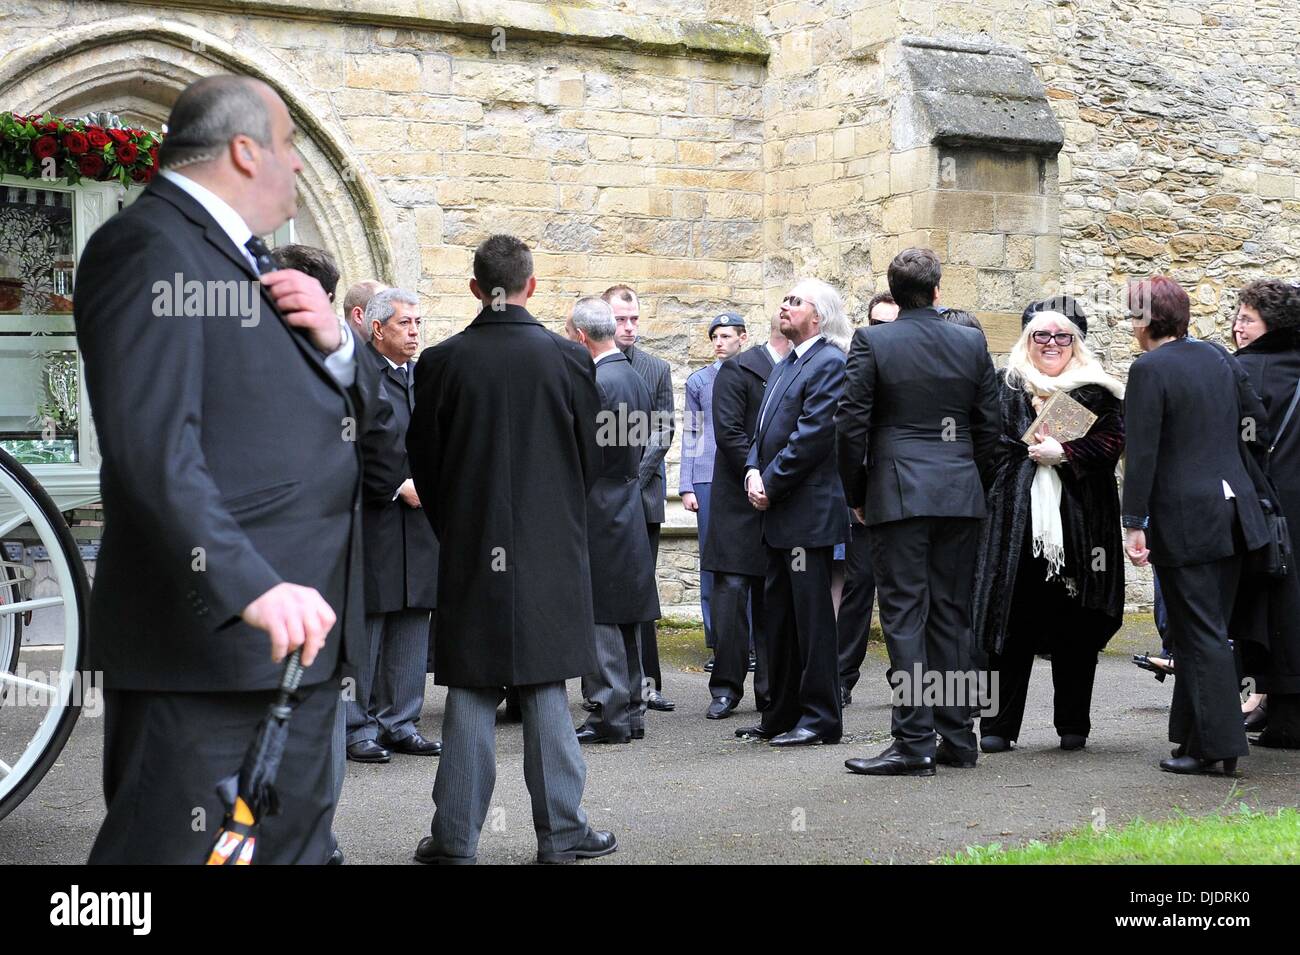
[1020,390,1097,445]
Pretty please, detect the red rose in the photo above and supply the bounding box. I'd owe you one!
[62,130,88,155]
[77,153,105,177]
[85,128,110,149]
[107,128,130,144]
[130,166,150,183]
[114,142,139,164]
[41,120,58,132]
[32,136,58,159]
[149,146,159,163]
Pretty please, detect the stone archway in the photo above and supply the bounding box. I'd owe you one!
[0,16,397,288]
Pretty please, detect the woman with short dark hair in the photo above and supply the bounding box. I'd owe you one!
[1231,279,1300,749]
[1122,276,1271,776]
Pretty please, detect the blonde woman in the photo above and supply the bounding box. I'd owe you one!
[971,299,1126,754]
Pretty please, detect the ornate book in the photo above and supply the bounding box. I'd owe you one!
[1020,390,1097,445]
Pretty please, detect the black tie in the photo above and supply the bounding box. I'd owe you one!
[244,235,276,275]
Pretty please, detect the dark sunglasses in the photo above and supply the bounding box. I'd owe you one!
[781,295,804,307]
[1030,331,1075,347]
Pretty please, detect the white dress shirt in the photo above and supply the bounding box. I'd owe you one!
[159,169,355,387]
[748,335,823,486]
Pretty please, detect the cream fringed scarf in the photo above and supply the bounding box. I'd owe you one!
[1007,314,1125,589]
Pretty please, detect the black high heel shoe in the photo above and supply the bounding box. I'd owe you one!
[1133,652,1173,682]
[1244,698,1268,732]
[1159,754,1239,776]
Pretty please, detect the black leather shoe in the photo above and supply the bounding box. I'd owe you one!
[1244,700,1268,732]
[413,837,476,865]
[845,747,935,777]
[346,739,391,763]
[384,732,442,756]
[1060,734,1087,751]
[327,846,345,865]
[707,696,739,720]
[537,829,617,864]
[770,727,838,746]
[630,725,645,740]
[703,656,715,672]
[841,688,852,707]
[1159,755,1239,776]
[935,741,977,768]
[645,690,675,712]
[979,735,1012,753]
[734,724,775,740]
[575,724,629,744]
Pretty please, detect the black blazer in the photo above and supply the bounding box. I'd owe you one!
[702,343,775,576]
[74,174,368,692]
[624,344,674,525]
[836,307,999,526]
[1122,338,1270,567]
[359,343,440,613]
[745,337,850,550]
[408,304,601,687]
[586,352,661,624]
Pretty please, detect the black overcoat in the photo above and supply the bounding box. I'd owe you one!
[359,343,440,613]
[407,304,601,687]
[1233,327,1300,695]
[587,352,661,624]
[971,372,1126,655]
[702,344,773,577]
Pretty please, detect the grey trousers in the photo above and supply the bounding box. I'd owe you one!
[583,622,645,740]
[346,608,431,745]
[428,683,589,859]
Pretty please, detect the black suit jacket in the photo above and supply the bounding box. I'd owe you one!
[359,342,440,613]
[702,343,774,576]
[836,307,999,526]
[587,352,661,624]
[746,337,850,550]
[408,304,601,686]
[74,174,367,692]
[623,343,674,524]
[1122,338,1270,566]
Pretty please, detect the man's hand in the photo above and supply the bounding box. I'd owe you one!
[241,582,337,666]
[1124,528,1150,567]
[1028,429,1065,466]
[852,506,865,525]
[682,491,699,513]
[259,269,342,353]
[746,470,769,511]
[398,478,421,509]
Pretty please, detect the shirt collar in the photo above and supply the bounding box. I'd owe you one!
[792,334,822,360]
[594,347,622,364]
[160,169,255,267]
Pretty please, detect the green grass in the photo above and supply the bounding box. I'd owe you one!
[943,806,1300,864]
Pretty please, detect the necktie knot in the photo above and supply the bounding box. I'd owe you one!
[244,236,276,275]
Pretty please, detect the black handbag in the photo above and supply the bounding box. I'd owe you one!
[1253,379,1300,578]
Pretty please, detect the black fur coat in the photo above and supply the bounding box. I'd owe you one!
[972,372,1126,655]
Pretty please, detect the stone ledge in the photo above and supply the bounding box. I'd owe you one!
[137,0,770,60]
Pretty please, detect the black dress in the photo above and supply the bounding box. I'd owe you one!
[1234,327,1300,747]
[973,373,1125,742]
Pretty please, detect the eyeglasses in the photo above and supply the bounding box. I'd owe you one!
[1030,331,1075,347]
[781,295,804,307]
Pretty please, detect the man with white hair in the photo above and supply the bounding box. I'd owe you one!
[566,296,661,743]
[347,288,441,762]
[734,278,850,747]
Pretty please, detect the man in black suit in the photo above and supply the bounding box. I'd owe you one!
[704,315,789,718]
[76,76,369,863]
[836,248,999,776]
[606,284,676,713]
[345,287,442,762]
[736,280,850,746]
[566,296,661,743]
[408,236,615,864]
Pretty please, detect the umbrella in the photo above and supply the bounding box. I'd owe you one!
[205,648,306,865]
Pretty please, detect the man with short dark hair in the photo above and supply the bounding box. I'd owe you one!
[272,243,341,302]
[604,284,676,713]
[408,234,615,864]
[836,248,999,777]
